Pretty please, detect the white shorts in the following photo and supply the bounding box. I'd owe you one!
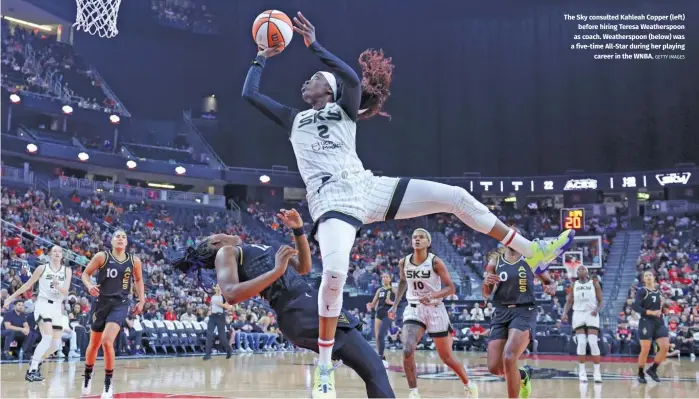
[572,310,600,331]
[34,297,63,328]
[306,170,403,225]
[402,302,452,337]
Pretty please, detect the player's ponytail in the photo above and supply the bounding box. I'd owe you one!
[171,238,218,274]
[357,48,393,120]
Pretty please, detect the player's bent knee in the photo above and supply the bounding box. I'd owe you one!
[588,335,600,356]
[453,186,497,234]
[576,334,588,356]
[502,350,518,365]
[487,361,504,376]
[318,269,347,318]
[402,345,416,358]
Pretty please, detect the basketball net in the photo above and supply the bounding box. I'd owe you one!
[73,0,122,38]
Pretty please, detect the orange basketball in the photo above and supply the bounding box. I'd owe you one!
[252,10,293,51]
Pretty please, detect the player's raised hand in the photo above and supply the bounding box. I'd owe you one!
[257,44,283,59]
[274,245,298,273]
[277,208,303,229]
[293,12,316,47]
[484,273,500,287]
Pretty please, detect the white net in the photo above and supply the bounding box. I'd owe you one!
[73,0,122,38]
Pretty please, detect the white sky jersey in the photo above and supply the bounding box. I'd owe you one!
[289,103,365,193]
[573,279,598,312]
[38,264,66,301]
[404,253,442,305]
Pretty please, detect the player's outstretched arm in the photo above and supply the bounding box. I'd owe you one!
[293,12,361,120]
[215,245,293,304]
[241,47,299,130]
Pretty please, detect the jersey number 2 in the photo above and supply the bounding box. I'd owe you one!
[413,281,425,290]
[317,125,329,139]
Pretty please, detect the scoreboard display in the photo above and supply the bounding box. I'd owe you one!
[561,208,585,232]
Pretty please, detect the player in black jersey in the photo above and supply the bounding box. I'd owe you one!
[366,273,395,368]
[173,209,394,398]
[632,270,669,383]
[482,243,557,399]
[80,230,145,399]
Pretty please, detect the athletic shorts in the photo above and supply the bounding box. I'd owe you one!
[90,296,130,332]
[488,305,536,341]
[572,310,600,331]
[34,297,63,330]
[274,289,360,353]
[402,302,452,337]
[306,169,410,225]
[639,317,669,341]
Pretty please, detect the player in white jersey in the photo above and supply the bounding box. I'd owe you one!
[562,266,603,383]
[389,229,478,398]
[243,12,574,398]
[3,246,73,382]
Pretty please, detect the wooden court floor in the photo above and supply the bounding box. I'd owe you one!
[1,350,697,398]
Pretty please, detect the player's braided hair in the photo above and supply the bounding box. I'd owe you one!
[358,48,393,120]
[171,237,217,276]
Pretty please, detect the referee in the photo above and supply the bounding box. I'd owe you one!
[203,284,234,360]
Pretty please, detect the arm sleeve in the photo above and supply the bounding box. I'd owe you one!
[242,55,299,131]
[308,41,361,121]
[632,288,645,314]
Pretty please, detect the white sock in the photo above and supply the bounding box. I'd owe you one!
[31,335,53,371]
[410,388,419,394]
[593,363,601,373]
[579,363,586,373]
[318,339,334,366]
[501,229,534,258]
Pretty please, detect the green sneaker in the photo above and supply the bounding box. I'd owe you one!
[519,366,532,399]
[312,361,343,399]
[525,229,576,274]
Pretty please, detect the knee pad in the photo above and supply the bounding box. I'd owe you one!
[588,335,600,356]
[319,269,347,318]
[453,187,497,234]
[576,334,588,356]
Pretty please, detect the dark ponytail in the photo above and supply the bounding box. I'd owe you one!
[171,238,218,280]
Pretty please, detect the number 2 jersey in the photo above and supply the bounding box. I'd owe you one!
[97,251,134,299]
[235,244,312,311]
[37,264,67,301]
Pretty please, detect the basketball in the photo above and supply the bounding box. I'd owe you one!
[252,10,293,51]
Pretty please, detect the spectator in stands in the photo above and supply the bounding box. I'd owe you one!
[180,307,197,323]
[470,303,484,322]
[614,322,633,354]
[387,322,401,349]
[468,323,487,351]
[483,302,495,320]
[2,300,32,360]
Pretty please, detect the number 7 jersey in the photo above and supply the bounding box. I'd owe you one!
[404,253,442,305]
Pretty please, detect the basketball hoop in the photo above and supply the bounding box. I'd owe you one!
[73,0,122,38]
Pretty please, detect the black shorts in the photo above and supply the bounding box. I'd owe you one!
[90,296,130,333]
[274,289,360,354]
[489,305,536,341]
[639,317,669,341]
[375,307,390,320]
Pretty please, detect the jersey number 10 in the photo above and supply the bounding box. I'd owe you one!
[413,281,425,290]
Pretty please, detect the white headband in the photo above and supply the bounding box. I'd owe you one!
[318,71,337,100]
[413,228,432,244]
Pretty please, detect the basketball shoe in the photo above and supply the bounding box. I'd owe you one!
[101,383,114,399]
[464,381,479,398]
[81,369,93,396]
[525,230,576,274]
[312,361,342,398]
[519,366,532,399]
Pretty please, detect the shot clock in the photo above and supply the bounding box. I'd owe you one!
[561,208,585,232]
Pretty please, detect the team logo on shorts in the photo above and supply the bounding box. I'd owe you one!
[388,365,695,382]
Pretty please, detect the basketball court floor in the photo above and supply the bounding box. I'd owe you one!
[1,351,697,398]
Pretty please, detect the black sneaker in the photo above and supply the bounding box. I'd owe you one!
[226,352,233,359]
[645,367,661,382]
[638,373,647,384]
[25,370,45,382]
[203,355,212,361]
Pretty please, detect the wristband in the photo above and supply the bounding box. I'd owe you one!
[292,227,305,237]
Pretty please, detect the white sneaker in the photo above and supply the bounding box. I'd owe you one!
[464,381,479,398]
[68,351,80,359]
[81,370,93,397]
[408,391,421,399]
[593,369,602,383]
[381,359,389,368]
[579,369,588,382]
[101,383,114,399]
